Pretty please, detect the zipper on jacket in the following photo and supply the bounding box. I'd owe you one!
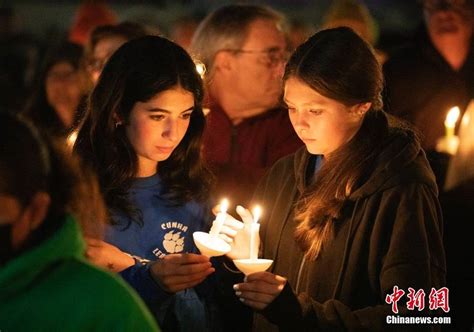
[295,256,306,294]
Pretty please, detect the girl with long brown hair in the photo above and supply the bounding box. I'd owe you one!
[229,27,446,331]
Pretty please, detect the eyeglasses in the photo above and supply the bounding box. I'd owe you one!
[225,48,290,67]
[423,0,471,12]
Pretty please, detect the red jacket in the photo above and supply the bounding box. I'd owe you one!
[203,104,303,206]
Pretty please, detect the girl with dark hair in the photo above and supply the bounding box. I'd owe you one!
[84,22,147,86]
[74,35,229,331]
[228,27,446,331]
[24,41,87,139]
[0,113,158,331]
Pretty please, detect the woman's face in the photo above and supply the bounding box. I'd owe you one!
[284,77,367,156]
[89,36,128,85]
[125,86,195,177]
[45,61,82,127]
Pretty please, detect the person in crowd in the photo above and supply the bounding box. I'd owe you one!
[440,100,474,332]
[320,0,387,63]
[0,6,41,112]
[68,1,117,46]
[190,4,303,207]
[169,15,201,52]
[85,22,147,86]
[383,0,474,152]
[287,19,314,51]
[0,112,159,331]
[74,35,246,331]
[227,27,446,331]
[24,41,87,139]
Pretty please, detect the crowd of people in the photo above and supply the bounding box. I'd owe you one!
[1,0,473,331]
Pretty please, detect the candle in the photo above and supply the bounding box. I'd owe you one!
[249,206,261,260]
[445,106,461,138]
[209,198,229,237]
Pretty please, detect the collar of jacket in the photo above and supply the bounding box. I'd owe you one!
[292,112,438,200]
[0,216,85,298]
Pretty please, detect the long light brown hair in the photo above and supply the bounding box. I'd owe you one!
[285,27,385,260]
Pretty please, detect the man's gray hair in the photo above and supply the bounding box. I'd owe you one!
[190,4,287,79]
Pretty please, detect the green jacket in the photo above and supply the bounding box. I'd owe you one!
[0,216,159,332]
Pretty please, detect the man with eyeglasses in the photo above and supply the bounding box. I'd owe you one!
[383,0,474,153]
[191,4,302,209]
[85,22,146,86]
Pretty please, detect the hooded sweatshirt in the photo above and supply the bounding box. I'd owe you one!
[250,111,446,331]
[0,216,159,332]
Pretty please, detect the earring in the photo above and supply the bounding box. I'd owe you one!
[115,122,122,129]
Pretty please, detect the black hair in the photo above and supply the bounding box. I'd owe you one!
[0,112,105,250]
[24,41,86,138]
[74,36,213,226]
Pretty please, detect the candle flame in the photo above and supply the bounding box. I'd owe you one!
[445,106,461,128]
[252,206,262,224]
[67,130,78,148]
[220,198,229,214]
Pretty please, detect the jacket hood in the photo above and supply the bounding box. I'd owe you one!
[350,128,438,199]
[0,216,85,299]
[294,119,438,200]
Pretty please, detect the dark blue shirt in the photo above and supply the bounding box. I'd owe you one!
[105,174,215,331]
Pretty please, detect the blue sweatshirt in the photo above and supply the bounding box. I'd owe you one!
[105,174,216,331]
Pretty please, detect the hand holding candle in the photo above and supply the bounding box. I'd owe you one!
[233,205,273,275]
[193,198,231,257]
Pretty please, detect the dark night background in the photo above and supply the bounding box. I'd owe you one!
[3,1,423,50]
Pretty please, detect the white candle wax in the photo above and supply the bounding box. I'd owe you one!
[209,212,225,237]
[249,223,260,260]
[249,206,262,260]
[209,199,229,237]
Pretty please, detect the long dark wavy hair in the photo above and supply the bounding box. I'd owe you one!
[74,36,212,226]
[285,27,389,260]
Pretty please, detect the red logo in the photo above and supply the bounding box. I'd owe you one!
[385,286,405,314]
[429,287,450,313]
[385,286,450,313]
[407,288,426,311]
